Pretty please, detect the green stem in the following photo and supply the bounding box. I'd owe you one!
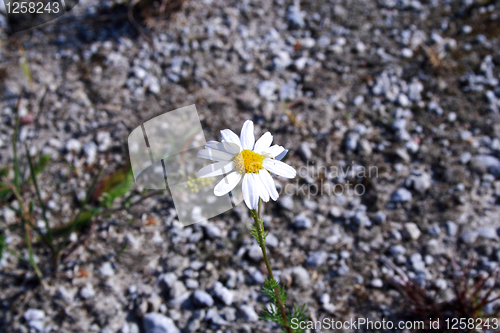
[25,144,53,244]
[12,94,21,193]
[251,200,291,333]
[22,218,43,279]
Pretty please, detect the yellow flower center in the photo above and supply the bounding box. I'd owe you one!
[233,150,265,174]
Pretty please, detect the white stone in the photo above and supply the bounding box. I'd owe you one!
[143,313,180,333]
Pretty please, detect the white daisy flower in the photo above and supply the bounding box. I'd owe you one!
[197,120,296,210]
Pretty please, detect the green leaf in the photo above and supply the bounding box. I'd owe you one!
[52,210,94,239]
[0,167,12,200]
[289,303,310,333]
[33,154,51,176]
[99,169,134,208]
[19,47,32,87]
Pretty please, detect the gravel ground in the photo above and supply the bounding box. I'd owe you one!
[1,0,500,332]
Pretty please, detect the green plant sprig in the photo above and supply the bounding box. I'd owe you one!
[250,199,310,333]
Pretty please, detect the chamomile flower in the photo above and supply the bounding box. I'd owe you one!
[197,120,296,210]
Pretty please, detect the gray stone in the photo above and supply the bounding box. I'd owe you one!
[445,221,458,236]
[279,80,296,100]
[291,266,311,288]
[371,278,383,288]
[322,303,336,314]
[403,222,421,240]
[65,138,82,153]
[236,92,260,110]
[352,211,370,227]
[354,124,368,136]
[374,211,387,224]
[330,207,342,218]
[56,287,73,303]
[83,141,98,165]
[213,281,233,306]
[353,95,364,106]
[408,81,423,101]
[392,119,406,131]
[185,319,200,333]
[410,253,425,272]
[461,231,479,245]
[246,244,263,262]
[205,308,228,327]
[148,293,162,313]
[298,142,312,160]
[192,290,214,308]
[221,307,236,322]
[286,5,305,28]
[184,279,199,290]
[257,81,276,100]
[358,139,372,155]
[461,131,473,141]
[2,207,15,223]
[345,132,359,152]
[169,281,187,299]
[293,215,312,229]
[476,227,498,240]
[204,225,221,239]
[24,309,45,322]
[143,313,180,333]
[428,101,443,116]
[156,273,177,291]
[409,171,431,193]
[448,112,457,122]
[389,245,406,256]
[239,304,259,322]
[460,152,472,164]
[29,320,44,331]
[306,251,328,269]
[79,284,95,299]
[279,196,294,210]
[146,76,161,95]
[396,129,411,142]
[426,239,445,255]
[401,48,414,58]
[265,234,279,248]
[251,269,265,284]
[133,66,147,79]
[99,262,114,277]
[391,188,412,202]
[435,278,448,290]
[96,131,112,152]
[336,263,350,276]
[428,224,441,236]
[355,41,366,53]
[472,155,500,176]
[398,93,411,107]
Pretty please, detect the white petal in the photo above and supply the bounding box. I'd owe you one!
[259,169,279,201]
[240,120,255,150]
[198,148,234,161]
[221,129,242,150]
[263,158,296,178]
[205,141,241,155]
[254,132,273,154]
[214,172,242,196]
[197,161,234,178]
[275,149,288,161]
[242,174,258,210]
[253,173,269,202]
[267,145,285,158]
